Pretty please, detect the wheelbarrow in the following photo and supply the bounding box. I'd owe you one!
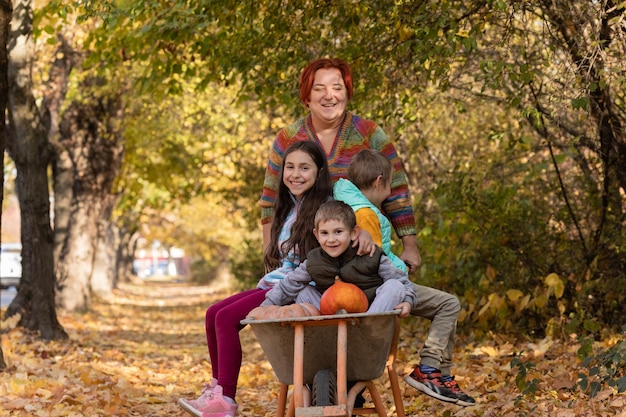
[241,310,405,417]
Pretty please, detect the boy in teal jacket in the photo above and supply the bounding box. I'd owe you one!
[334,150,476,407]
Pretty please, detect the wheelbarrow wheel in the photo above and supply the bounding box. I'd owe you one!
[311,369,337,406]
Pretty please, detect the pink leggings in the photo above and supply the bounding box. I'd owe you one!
[205,288,269,399]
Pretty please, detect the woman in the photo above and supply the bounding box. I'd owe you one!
[258,58,476,407]
[259,58,422,272]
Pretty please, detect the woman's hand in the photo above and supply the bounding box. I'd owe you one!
[352,229,377,257]
[395,301,412,317]
[400,235,422,274]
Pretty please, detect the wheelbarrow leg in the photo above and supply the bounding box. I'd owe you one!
[365,380,388,417]
[387,365,404,417]
[347,381,367,416]
[293,323,306,409]
[336,319,348,408]
[278,383,288,417]
[347,380,388,417]
[286,396,295,417]
[387,317,405,417]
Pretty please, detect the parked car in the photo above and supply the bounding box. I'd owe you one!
[1,243,22,289]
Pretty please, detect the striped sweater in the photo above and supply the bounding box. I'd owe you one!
[259,112,416,238]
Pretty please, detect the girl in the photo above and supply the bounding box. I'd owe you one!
[178,141,333,417]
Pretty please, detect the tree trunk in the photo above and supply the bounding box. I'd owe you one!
[5,0,66,341]
[54,85,124,312]
[541,1,626,257]
[117,227,141,283]
[0,0,13,370]
[91,195,121,300]
[42,36,78,271]
[52,150,73,262]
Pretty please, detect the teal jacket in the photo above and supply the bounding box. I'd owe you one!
[334,179,408,273]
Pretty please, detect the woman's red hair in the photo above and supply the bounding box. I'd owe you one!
[299,58,353,105]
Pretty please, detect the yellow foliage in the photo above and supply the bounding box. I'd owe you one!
[518,294,531,314]
[505,289,531,315]
[533,293,548,309]
[478,292,507,318]
[485,265,497,281]
[506,289,523,302]
[397,24,414,42]
[1,312,21,330]
[544,272,565,299]
[9,375,30,396]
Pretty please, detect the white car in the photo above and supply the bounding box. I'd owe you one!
[1,243,22,289]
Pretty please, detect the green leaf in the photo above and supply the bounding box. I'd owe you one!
[571,97,589,110]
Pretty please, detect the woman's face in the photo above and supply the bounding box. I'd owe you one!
[282,150,319,200]
[306,68,349,126]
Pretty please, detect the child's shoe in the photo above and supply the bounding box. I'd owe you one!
[178,384,237,417]
[178,379,217,415]
[405,366,475,406]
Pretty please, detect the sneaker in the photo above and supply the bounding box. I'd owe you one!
[178,384,238,417]
[178,380,217,415]
[405,367,476,406]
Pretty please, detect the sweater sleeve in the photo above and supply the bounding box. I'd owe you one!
[262,260,313,306]
[355,208,383,248]
[378,255,418,307]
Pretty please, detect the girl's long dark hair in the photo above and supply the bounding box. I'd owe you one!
[264,141,332,272]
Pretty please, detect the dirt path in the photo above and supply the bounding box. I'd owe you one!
[1,280,624,416]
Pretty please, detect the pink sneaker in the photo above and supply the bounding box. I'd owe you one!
[178,384,237,417]
[178,379,218,415]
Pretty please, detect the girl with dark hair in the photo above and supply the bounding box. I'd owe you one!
[178,141,332,417]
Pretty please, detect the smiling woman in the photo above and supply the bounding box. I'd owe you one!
[259,57,422,272]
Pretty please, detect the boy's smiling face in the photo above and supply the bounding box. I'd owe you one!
[314,219,360,258]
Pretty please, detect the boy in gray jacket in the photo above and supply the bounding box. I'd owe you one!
[262,200,416,317]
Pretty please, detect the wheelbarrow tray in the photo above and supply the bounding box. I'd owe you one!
[241,310,399,385]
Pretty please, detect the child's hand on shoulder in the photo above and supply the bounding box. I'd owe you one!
[395,301,412,317]
[353,229,377,257]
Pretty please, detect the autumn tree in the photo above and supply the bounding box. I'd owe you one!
[5,0,66,340]
[50,51,125,311]
[3,0,624,338]
[0,0,12,370]
[6,0,130,314]
[421,0,626,332]
[81,0,626,334]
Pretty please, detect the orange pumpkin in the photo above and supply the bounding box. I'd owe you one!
[319,276,369,315]
[246,303,321,320]
[299,302,322,317]
[247,305,280,319]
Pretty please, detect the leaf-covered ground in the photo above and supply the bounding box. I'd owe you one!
[1,280,624,416]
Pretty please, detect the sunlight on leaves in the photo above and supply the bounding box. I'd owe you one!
[544,273,565,299]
